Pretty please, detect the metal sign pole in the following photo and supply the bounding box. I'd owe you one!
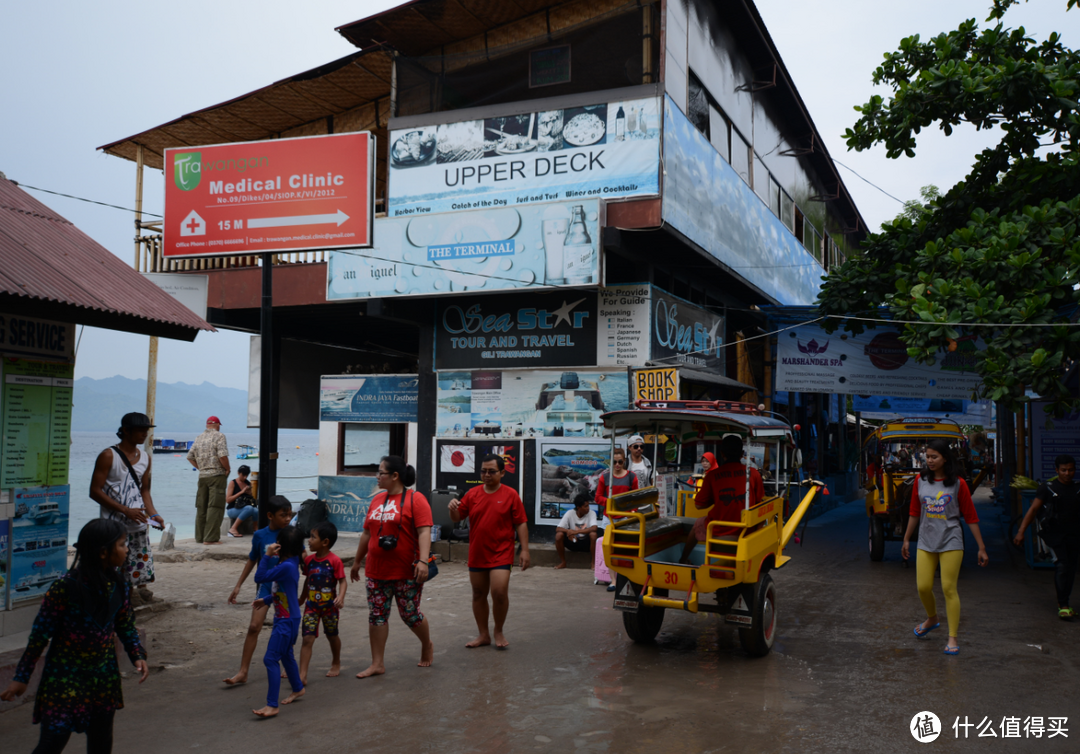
[257,253,277,523]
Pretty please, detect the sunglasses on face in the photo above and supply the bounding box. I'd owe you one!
[630,445,643,449]
[480,468,499,475]
[613,459,625,464]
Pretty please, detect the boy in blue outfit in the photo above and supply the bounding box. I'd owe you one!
[252,525,306,717]
[224,496,293,686]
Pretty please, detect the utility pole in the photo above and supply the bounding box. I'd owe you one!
[134,143,159,454]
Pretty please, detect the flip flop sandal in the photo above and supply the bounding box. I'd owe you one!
[943,645,960,655]
[1058,607,1076,619]
[913,621,941,638]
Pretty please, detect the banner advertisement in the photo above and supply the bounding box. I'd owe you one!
[436,369,629,439]
[163,132,375,258]
[435,291,599,370]
[650,289,724,371]
[0,518,8,610]
[633,367,677,401]
[316,475,380,533]
[388,95,660,216]
[10,485,69,601]
[327,199,602,301]
[852,396,993,425]
[319,375,419,423]
[1031,403,1080,483]
[434,439,521,495]
[597,285,650,367]
[536,438,612,525]
[2,358,74,488]
[775,324,985,400]
[0,314,75,363]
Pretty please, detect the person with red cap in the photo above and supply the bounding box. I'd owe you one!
[187,416,231,544]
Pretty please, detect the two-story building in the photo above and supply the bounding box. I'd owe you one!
[100,0,866,536]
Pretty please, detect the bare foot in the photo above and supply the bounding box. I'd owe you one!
[281,688,305,705]
[355,664,385,679]
[494,630,509,649]
[223,671,248,685]
[326,665,340,678]
[281,671,288,679]
[553,562,567,570]
[252,706,278,717]
[465,634,491,648]
[418,641,434,667]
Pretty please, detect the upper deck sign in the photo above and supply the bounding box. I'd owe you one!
[164,132,374,258]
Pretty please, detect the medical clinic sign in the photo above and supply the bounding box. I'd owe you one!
[163,132,374,258]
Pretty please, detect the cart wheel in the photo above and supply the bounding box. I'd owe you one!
[739,574,777,657]
[869,517,885,562]
[622,604,665,643]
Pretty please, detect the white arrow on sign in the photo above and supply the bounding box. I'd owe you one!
[248,209,350,229]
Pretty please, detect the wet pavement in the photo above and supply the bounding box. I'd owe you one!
[2,490,1078,752]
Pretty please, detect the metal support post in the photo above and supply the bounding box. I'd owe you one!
[258,253,278,519]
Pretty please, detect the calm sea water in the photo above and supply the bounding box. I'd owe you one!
[67,431,320,541]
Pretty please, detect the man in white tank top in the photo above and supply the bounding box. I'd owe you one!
[89,412,163,588]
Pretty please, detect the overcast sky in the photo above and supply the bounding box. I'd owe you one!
[2,0,1073,392]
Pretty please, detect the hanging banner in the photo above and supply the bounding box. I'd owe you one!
[435,369,629,439]
[853,396,992,425]
[319,375,419,423]
[163,132,375,258]
[387,95,660,216]
[10,485,69,601]
[327,199,601,300]
[776,324,985,400]
[0,314,75,363]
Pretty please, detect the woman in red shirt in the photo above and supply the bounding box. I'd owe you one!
[594,446,639,517]
[349,455,434,678]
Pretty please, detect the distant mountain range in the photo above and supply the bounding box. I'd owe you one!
[73,376,249,433]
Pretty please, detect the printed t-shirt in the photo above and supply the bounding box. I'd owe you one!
[557,509,597,535]
[255,555,301,623]
[700,463,765,536]
[363,490,433,581]
[458,484,528,568]
[250,526,282,600]
[303,552,345,608]
[909,477,978,552]
[1034,479,1080,538]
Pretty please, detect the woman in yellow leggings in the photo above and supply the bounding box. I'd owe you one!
[901,439,988,655]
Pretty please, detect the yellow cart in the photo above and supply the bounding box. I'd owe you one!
[600,400,825,655]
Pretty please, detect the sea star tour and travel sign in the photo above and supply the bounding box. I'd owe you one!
[163,132,374,258]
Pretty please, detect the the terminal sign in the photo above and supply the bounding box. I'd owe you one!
[163,132,374,258]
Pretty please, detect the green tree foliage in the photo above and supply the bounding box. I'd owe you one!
[898,184,941,223]
[818,1,1080,417]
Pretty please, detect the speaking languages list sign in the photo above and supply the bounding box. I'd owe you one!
[776,324,985,399]
[387,95,660,216]
[164,132,374,258]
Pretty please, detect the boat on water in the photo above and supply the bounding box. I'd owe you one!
[14,570,64,592]
[153,438,194,454]
[534,372,605,425]
[236,444,259,460]
[27,502,61,525]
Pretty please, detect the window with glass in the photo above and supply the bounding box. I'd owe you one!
[339,423,407,474]
[780,190,794,232]
[688,71,711,139]
[731,129,751,186]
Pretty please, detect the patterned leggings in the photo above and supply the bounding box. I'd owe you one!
[33,712,114,754]
[366,578,424,627]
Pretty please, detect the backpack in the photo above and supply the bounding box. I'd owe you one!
[295,498,329,538]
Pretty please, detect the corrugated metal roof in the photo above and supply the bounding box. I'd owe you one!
[0,178,214,342]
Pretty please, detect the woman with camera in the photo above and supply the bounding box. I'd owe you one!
[226,465,258,538]
[349,456,434,677]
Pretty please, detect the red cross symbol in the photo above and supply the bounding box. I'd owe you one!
[185,216,201,234]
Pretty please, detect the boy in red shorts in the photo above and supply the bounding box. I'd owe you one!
[449,453,531,649]
[299,521,346,683]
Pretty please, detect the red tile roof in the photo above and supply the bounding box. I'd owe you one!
[0,177,214,341]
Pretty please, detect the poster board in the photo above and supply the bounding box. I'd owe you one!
[10,486,69,602]
[535,437,612,525]
[319,375,419,423]
[2,358,74,488]
[0,518,8,610]
[432,439,521,495]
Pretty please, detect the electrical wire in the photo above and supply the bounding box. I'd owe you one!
[831,159,905,205]
[830,313,1080,328]
[648,316,827,365]
[11,181,163,218]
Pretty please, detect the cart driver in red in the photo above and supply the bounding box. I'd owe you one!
[448,454,531,649]
[680,435,765,564]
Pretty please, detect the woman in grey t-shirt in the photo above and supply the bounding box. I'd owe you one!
[901,438,988,655]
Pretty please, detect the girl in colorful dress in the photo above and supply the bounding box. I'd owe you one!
[1,519,148,753]
[902,438,989,655]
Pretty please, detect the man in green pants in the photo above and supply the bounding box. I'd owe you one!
[187,415,231,544]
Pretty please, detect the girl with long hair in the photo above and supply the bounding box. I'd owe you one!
[1,519,148,753]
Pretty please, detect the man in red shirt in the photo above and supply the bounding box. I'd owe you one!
[449,454,531,649]
[679,435,765,563]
